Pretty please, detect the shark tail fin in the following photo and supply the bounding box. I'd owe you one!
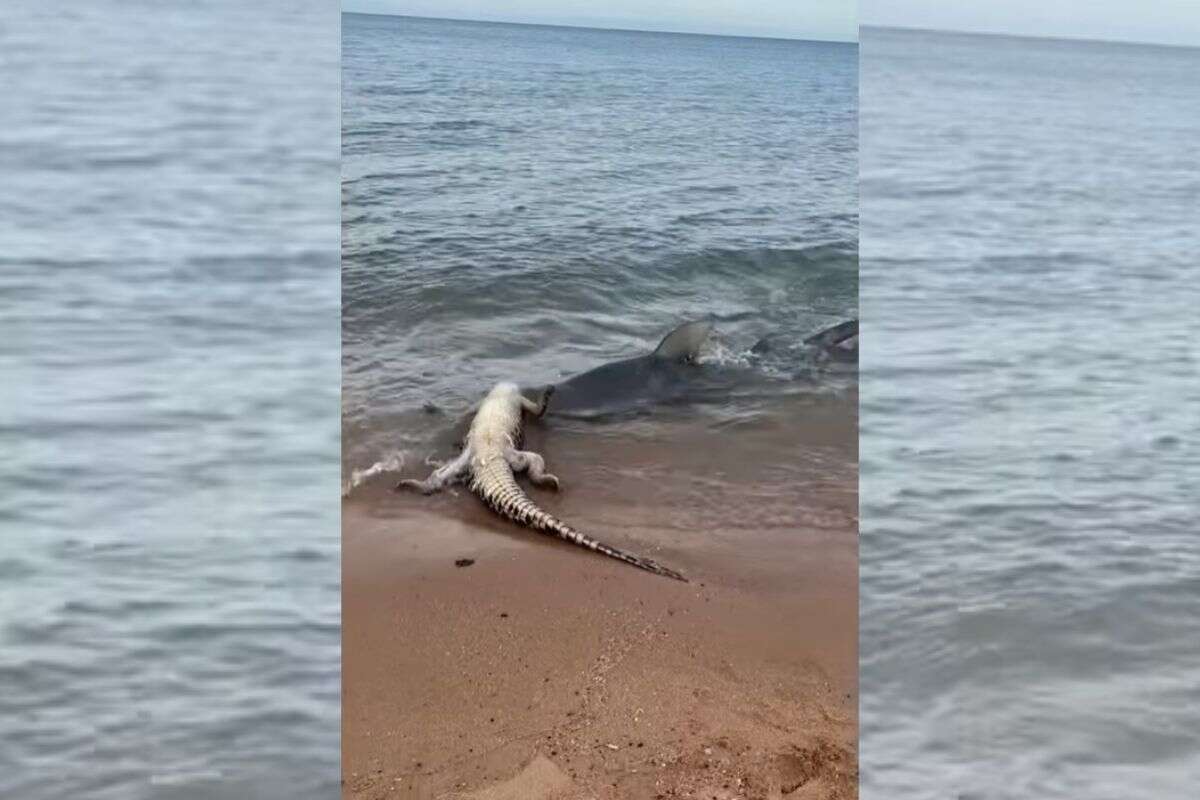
[652,319,713,362]
[803,319,859,348]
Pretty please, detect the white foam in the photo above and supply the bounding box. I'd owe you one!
[698,336,755,369]
[342,451,407,497]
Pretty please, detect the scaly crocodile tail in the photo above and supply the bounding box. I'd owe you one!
[471,460,687,582]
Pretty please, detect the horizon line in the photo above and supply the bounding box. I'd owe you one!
[862,23,1200,52]
[342,11,859,45]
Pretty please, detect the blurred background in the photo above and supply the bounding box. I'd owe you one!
[4,1,1199,798]
[859,8,1200,799]
[0,2,340,797]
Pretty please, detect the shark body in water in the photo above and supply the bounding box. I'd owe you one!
[544,317,857,416]
[545,320,715,416]
[752,318,858,364]
[427,317,855,429]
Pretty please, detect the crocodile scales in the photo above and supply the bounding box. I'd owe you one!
[397,381,686,581]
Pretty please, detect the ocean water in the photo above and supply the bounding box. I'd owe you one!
[861,28,1200,797]
[341,13,857,481]
[0,2,340,798]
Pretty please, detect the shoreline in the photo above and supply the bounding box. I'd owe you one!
[343,396,857,799]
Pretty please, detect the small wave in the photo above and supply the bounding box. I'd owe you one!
[700,336,756,370]
[342,451,407,497]
[282,547,329,562]
[149,769,226,786]
[0,557,36,581]
[428,119,489,130]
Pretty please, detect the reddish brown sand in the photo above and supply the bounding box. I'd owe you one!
[343,394,858,799]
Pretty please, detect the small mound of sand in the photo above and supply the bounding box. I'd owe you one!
[447,754,572,800]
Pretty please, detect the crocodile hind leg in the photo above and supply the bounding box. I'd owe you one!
[395,448,471,495]
[520,384,554,418]
[505,448,560,490]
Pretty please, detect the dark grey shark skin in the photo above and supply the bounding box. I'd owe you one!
[806,318,858,363]
[431,316,847,439]
[803,318,858,350]
[425,321,712,448]
[753,318,858,364]
[545,320,714,416]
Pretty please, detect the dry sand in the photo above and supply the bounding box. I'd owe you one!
[343,395,858,799]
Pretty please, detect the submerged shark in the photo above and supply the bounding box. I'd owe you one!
[430,317,854,430]
[545,317,857,416]
[544,320,714,416]
[428,320,714,437]
[752,318,858,364]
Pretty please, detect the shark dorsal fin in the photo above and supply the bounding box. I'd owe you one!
[652,320,713,362]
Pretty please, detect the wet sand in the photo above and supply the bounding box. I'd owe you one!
[343,394,858,799]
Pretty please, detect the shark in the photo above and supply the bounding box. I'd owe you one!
[544,320,715,416]
[422,317,852,426]
[751,318,858,364]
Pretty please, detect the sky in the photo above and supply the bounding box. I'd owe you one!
[343,1,859,43]
[346,1,1200,48]
[861,0,1200,48]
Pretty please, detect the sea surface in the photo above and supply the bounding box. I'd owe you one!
[0,2,340,798]
[341,13,858,485]
[861,28,1200,798]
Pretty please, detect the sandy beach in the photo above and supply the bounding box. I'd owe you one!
[343,395,858,799]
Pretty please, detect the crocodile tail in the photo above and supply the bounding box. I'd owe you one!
[472,461,687,582]
[546,516,688,582]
